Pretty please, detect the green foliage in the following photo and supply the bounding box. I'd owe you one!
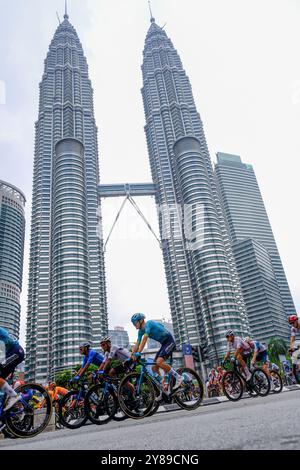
[268,337,287,364]
[54,364,98,388]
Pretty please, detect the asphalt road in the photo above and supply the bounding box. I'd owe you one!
[1,390,300,450]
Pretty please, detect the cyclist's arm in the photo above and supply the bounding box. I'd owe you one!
[137,334,148,353]
[290,335,295,351]
[224,351,230,361]
[99,357,110,371]
[132,342,140,353]
[251,350,258,364]
[76,362,90,378]
[234,347,244,359]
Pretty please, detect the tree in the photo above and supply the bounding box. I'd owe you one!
[268,337,288,365]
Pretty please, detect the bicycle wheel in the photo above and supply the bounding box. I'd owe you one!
[173,368,204,410]
[5,383,52,439]
[270,371,283,393]
[147,382,161,417]
[112,404,128,421]
[251,369,270,396]
[59,390,88,429]
[222,371,243,401]
[84,383,117,425]
[118,372,155,419]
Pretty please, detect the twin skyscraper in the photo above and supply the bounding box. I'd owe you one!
[24,9,295,382]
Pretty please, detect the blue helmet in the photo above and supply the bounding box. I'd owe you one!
[131,313,145,325]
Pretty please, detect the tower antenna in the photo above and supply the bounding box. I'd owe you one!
[56,12,61,24]
[64,0,69,19]
[148,0,155,23]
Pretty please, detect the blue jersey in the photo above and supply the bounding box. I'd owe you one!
[252,341,267,354]
[81,349,104,368]
[137,320,171,345]
[0,327,18,354]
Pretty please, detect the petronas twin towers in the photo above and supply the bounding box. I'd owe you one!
[26,8,249,381]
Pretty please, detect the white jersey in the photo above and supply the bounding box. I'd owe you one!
[291,325,300,337]
[227,336,251,354]
[104,345,131,362]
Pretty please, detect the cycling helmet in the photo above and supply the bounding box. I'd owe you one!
[100,336,111,344]
[79,341,91,349]
[131,313,146,325]
[243,336,252,343]
[288,314,298,324]
[225,329,234,338]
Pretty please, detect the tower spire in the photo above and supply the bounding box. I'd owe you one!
[148,0,155,23]
[64,0,69,20]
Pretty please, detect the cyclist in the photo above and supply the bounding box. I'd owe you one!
[131,313,182,400]
[0,327,25,410]
[73,342,104,381]
[288,314,300,370]
[223,330,252,381]
[216,365,225,390]
[244,337,274,390]
[98,337,132,377]
[288,314,300,350]
[47,382,68,401]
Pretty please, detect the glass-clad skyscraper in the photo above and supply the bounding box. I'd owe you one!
[215,153,294,340]
[141,17,249,362]
[0,181,26,339]
[26,11,107,382]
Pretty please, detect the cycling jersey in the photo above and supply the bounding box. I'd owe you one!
[49,387,68,401]
[252,341,267,354]
[0,327,18,354]
[227,336,251,353]
[137,320,172,344]
[291,325,300,337]
[104,345,131,362]
[81,349,104,368]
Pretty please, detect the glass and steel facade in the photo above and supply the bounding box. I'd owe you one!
[215,153,294,340]
[0,181,26,339]
[141,19,248,362]
[233,239,288,341]
[26,12,107,382]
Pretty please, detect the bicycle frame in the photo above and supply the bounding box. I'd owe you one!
[136,359,173,400]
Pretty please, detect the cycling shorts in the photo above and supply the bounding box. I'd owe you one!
[154,335,176,361]
[0,344,25,379]
[256,350,269,363]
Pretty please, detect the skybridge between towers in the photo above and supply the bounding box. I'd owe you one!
[98,182,157,198]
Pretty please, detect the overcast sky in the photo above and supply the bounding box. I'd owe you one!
[0,0,299,346]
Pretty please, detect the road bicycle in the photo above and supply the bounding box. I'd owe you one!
[268,362,283,393]
[117,355,204,419]
[0,382,52,439]
[58,379,90,429]
[84,372,127,425]
[222,357,270,401]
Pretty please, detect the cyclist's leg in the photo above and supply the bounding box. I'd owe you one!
[155,339,182,388]
[236,351,251,380]
[0,346,24,407]
[291,347,300,365]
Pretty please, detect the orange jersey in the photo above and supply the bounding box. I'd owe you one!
[48,387,68,401]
